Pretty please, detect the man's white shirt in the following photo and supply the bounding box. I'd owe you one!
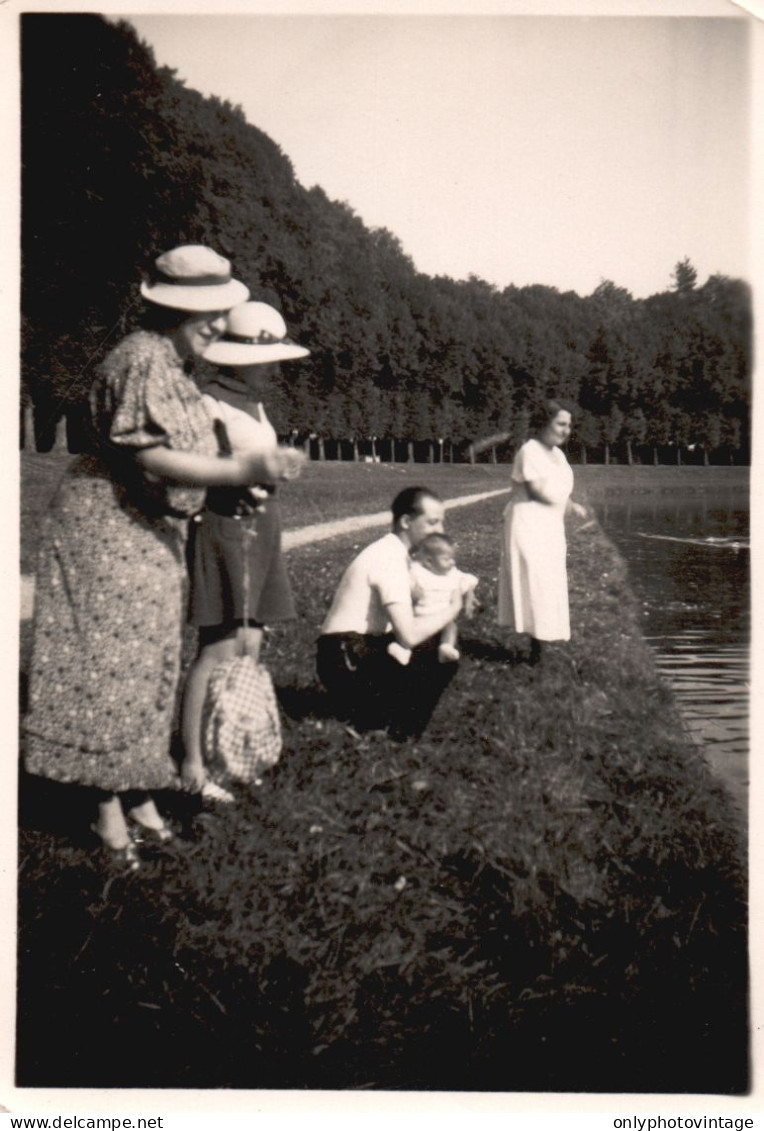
[321,532,411,636]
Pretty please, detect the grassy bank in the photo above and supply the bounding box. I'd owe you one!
[17,468,747,1092]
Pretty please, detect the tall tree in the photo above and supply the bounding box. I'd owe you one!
[20,15,752,464]
[603,406,625,465]
[671,257,698,296]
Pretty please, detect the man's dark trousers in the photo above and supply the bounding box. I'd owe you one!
[316,632,457,739]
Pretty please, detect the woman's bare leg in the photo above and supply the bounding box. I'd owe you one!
[126,792,166,831]
[93,794,130,848]
[237,623,263,662]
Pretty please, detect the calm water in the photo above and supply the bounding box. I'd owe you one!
[594,489,749,825]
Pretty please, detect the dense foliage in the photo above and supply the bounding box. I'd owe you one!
[22,14,751,462]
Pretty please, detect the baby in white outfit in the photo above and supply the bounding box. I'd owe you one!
[388,533,478,666]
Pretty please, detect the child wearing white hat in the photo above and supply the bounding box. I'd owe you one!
[181,301,310,797]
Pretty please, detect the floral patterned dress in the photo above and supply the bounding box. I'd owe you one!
[23,331,218,793]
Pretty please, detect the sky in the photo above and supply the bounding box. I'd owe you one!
[124,9,752,300]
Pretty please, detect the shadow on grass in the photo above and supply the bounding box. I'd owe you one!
[18,766,206,841]
[459,636,529,665]
[276,680,337,723]
[18,772,97,843]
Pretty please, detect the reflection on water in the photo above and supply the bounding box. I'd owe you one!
[594,488,749,825]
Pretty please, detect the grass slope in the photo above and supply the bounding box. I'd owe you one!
[17,464,747,1093]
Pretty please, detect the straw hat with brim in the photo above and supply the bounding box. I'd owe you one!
[203,301,311,366]
[140,245,250,312]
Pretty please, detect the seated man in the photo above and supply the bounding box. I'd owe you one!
[316,486,463,739]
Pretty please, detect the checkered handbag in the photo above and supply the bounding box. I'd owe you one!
[203,653,282,783]
[202,510,283,787]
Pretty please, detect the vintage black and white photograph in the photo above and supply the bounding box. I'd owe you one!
[12,0,755,1104]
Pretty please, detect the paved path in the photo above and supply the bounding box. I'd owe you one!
[281,486,510,549]
[20,486,511,621]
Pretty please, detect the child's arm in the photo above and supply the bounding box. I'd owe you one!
[135,445,304,487]
[458,571,479,619]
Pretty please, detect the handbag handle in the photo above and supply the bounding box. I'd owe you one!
[214,413,259,659]
[213,408,264,659]
[240,515,258,658]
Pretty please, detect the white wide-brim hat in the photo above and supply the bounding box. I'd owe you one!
[140,245,250,312]
[203,301,310,366]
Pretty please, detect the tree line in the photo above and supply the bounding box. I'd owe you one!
[21,14,751,464]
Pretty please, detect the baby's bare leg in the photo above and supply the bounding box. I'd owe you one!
[438,619,460,663]
[440,620,458,649]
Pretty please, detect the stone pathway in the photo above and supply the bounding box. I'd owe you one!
[19,486,511,621]
[281,486,510,549]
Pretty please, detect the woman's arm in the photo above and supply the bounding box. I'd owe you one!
[134,445,305,488]
[525,476,584,509]
[524,477,559,506]
[566,497,588,518]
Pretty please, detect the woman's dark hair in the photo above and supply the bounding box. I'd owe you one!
[529,397,576,436]
[139,302,192,336]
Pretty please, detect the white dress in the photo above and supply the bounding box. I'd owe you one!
[410,561,479,616]
[497,439,574,641]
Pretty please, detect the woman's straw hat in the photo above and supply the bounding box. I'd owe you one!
[140,245,250,312]
[203,302,310,365]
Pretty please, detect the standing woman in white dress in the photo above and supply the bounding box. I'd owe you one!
[497,399,587,663]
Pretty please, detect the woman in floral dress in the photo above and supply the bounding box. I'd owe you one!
[23,245,298,871]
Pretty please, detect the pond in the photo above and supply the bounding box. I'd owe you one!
[594,488,749,828]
